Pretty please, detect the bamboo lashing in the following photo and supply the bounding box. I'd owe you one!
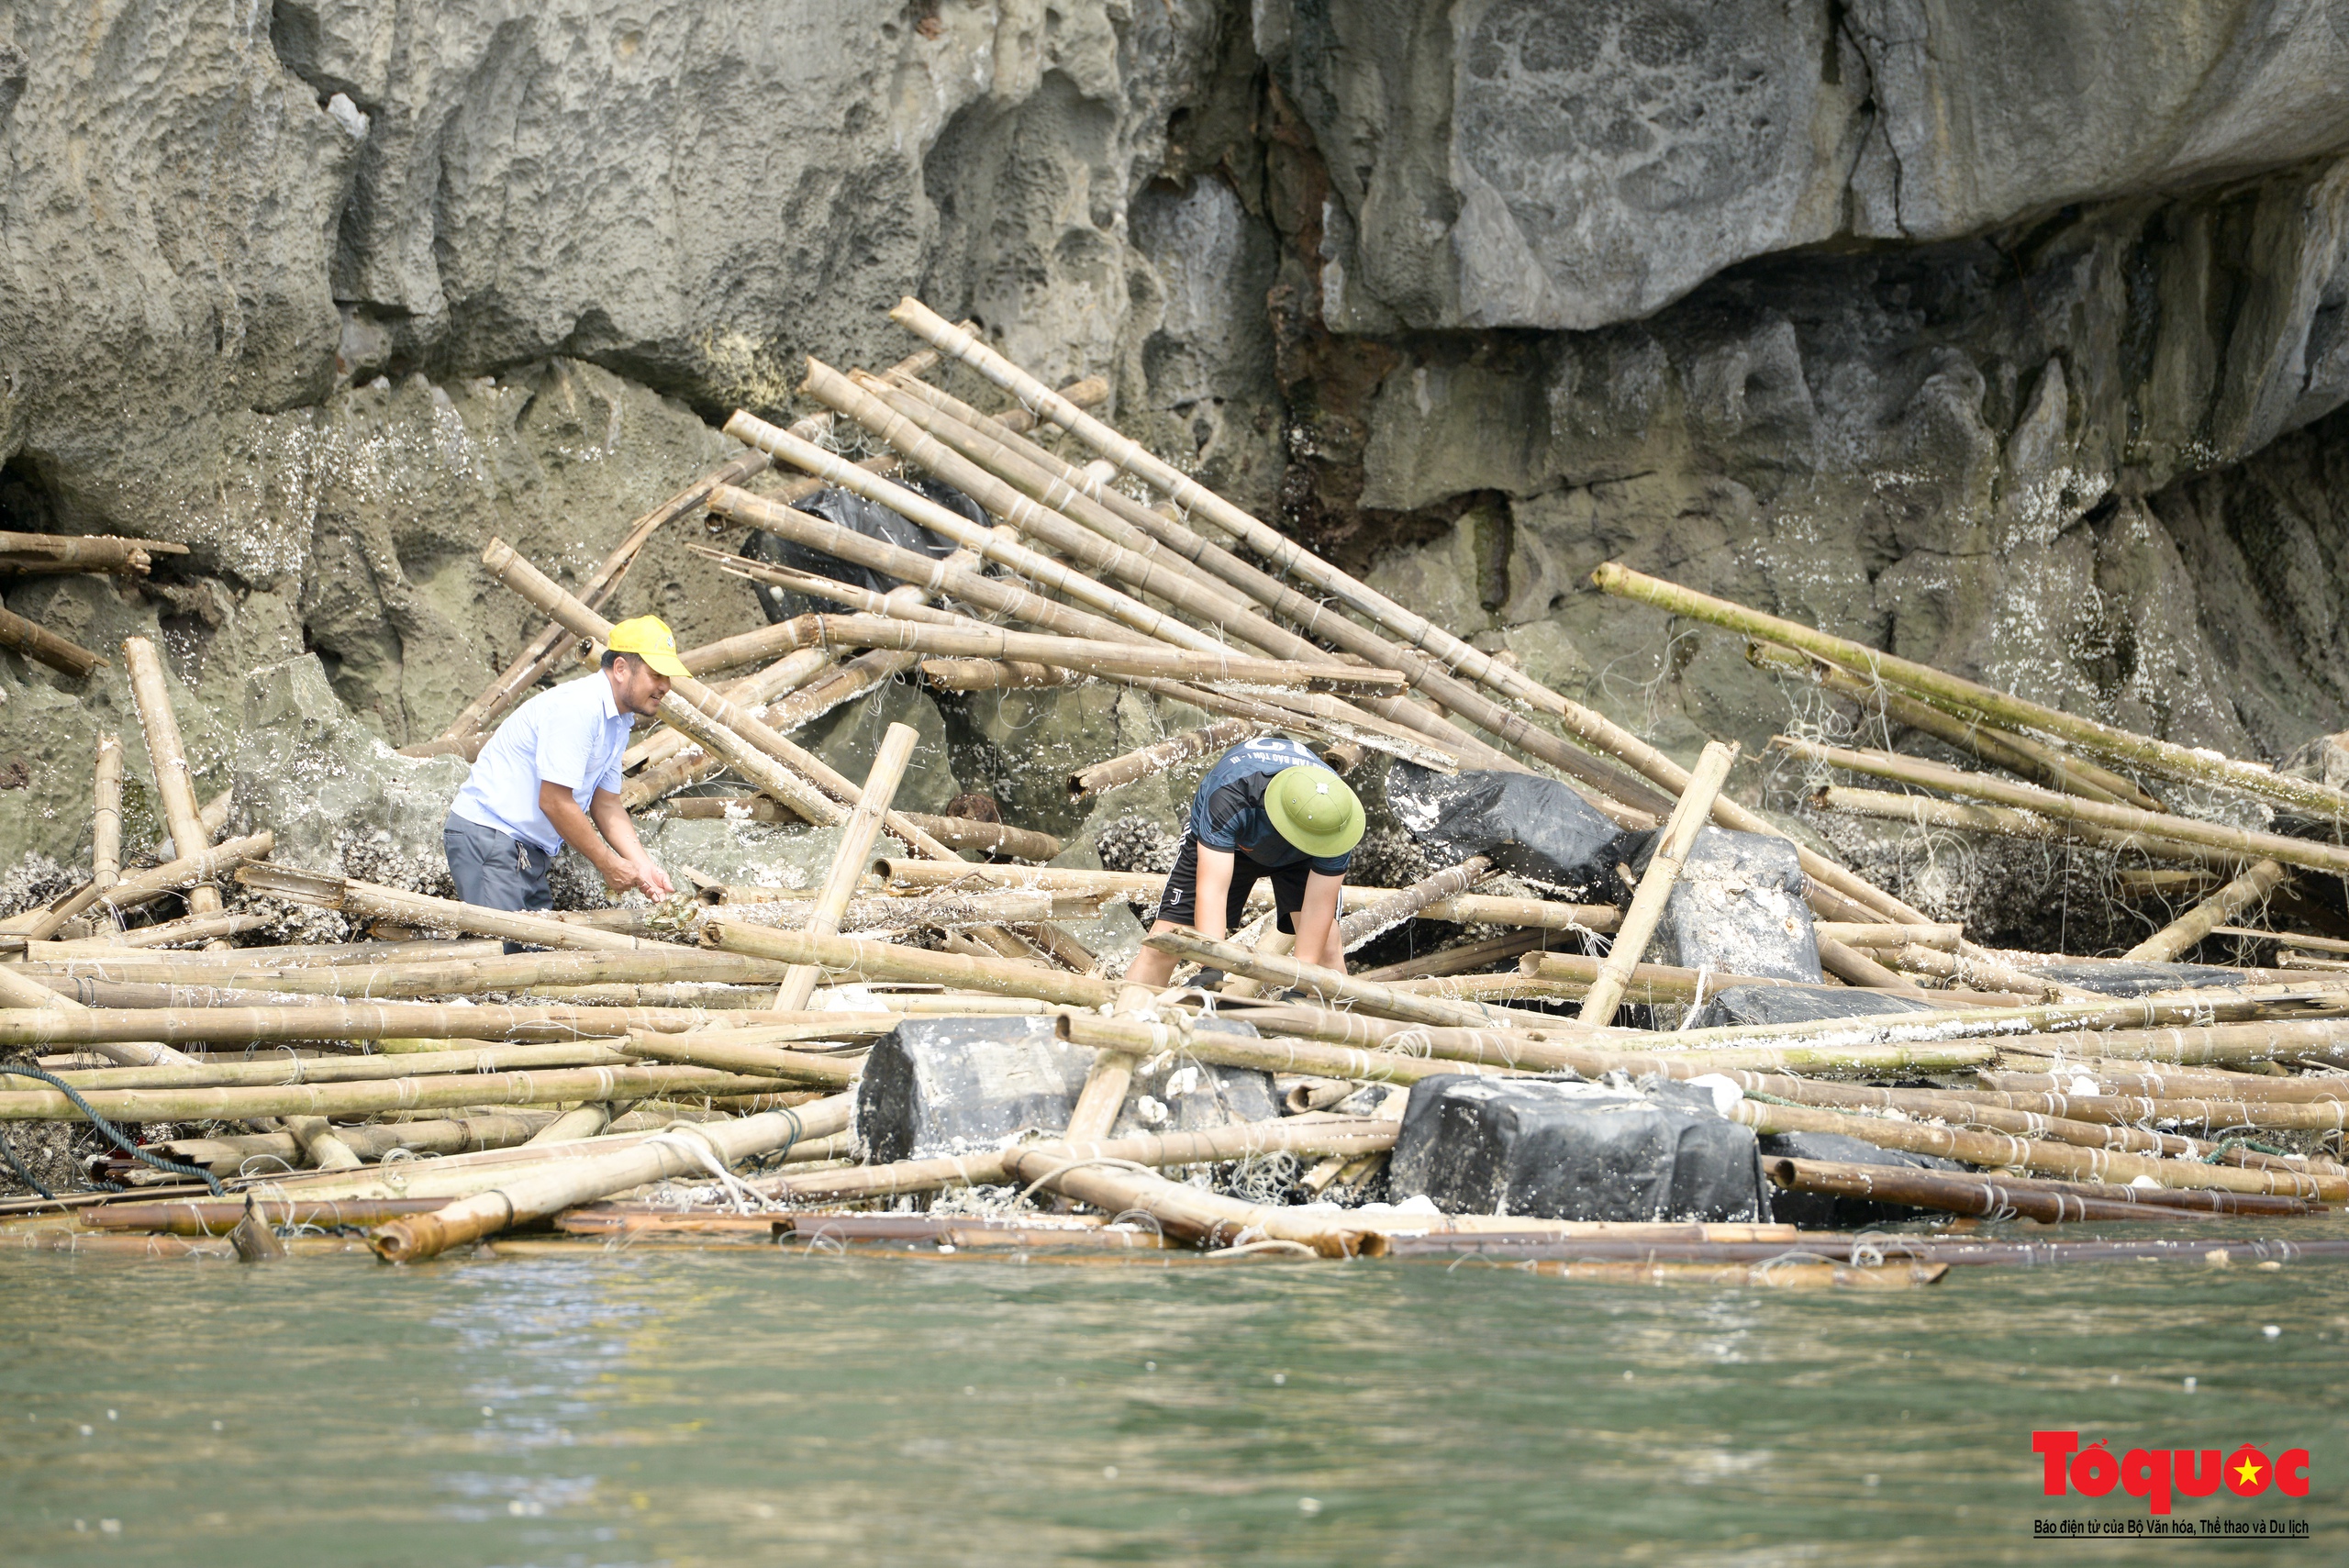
[25,831,274,942]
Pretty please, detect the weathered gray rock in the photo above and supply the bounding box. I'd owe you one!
[230,655,467,892]
[1262,0,2349,331]
[1631,828,1820,984]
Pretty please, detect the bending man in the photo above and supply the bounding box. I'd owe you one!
[443,616,685,927]
[1124,735,1364,990]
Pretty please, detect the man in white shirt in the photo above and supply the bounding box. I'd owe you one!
[443,616,685,924]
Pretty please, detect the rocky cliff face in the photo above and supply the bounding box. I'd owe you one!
[6,0,2349,879]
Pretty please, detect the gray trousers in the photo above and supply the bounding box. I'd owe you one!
[443,815,552,951]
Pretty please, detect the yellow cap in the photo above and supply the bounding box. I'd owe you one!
[606,616,690,678]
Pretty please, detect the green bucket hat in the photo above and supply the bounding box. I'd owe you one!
[1264,765,1364,860]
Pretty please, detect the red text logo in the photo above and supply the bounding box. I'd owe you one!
[2034,1431,2310,1518]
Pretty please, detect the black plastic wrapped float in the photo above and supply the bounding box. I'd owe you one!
[1386,1073,1769,1224]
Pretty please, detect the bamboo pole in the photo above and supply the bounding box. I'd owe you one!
[1579,741,1736,1024]
[702,921,1117,1007]
[1224,1001,1999,1076]
[1810,784,2254,869]
[284,1116,364,1170]
[2126,860,2289,962]
[616,1035,861,1086]
[1354,930,1547,982]
[50,1040,631,1091]
[1141,930,1547,1029]
[61,912,271,950]
[1873,945,2099,1005]
[1941,1089,2349,1133]
[0,531,189,575]
[1516,950,1809,1004]
[24,831,273,943]
[25,948,797,997]
[2219,927,2349,955]
[0,1062,785,1124]
[622,645,833,771]
[919,657,1087,691]
[235,864,691,955]
[755,611,1401,692]
[0,967,200,1073]
[370,1107,817,1262]
[885,300,1954,910]
[525,1105,613,1146]
[1071,719,1266,798]
[1598,561,2349,823]
[91,733,122,891]
[1748,641,2159,809]
[754,1115,1400,1205]
[0,602,106,676]
[0,1000,896,1051]
[1765,1158,2220,1225]
[665,798,1063,861]
[1780,739,2349,875]
[773,723,919,1012]
[1730,1097,2343,1201]
[1730,1073,2209,1158]
[122,637,222,925]
[1814,921,1964,950]
[1337,856,1495,951]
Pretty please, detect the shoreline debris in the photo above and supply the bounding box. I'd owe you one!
[6,297,2348,1282]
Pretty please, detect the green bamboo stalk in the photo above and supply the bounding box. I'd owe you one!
[1599,561,2349,822]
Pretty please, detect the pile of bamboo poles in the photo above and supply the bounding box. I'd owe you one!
[6,297,2346,1280]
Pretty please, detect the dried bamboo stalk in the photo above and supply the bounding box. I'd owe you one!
[1515,949,1805,1004]
[1600,562,2349,823]
[1580,741,1736,1023]
[772,723,919,1011]
[65,912,271,951]
[284,1116,364,1171]
[91,733,123,891]
[1731,1073,2208,1158]
[26,830,273,942]
[27,947,791,996]
[1731,1098,2343,1201]
[761,610,1401,692]
[1228,1001,1998,1076]
[1338,856,1495,951]
[371,1107,819,1262]
[1072,719,1264,798]
[1783,739,2349,875]
[0,530,188,575]
[153,787,230,861]
[614,1035,860,1086]
[235,863,700,955]
[0,1062,785,1124]
[1810,784,2254,869]
[2126,859,2288,962]
[1943,1089,2349,1132]
[753,1116,1398,1205]
[918,657,1087,691]
[0,602,106,676]
[1766,1159,2206,1225]
[123,637,222,923]
[1813,920,1964,951]
[51,1040,630,1091]
[702,920,1117,1007]
[1142,930,1545,1029]
[1353,930,1548,982]
[0,999,891,1051]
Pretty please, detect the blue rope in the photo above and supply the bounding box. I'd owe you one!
[0,1063,224,1195]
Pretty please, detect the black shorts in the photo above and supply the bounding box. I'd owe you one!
[1155,832,1315,935]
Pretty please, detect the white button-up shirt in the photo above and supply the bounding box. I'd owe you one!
[448,673,637,853]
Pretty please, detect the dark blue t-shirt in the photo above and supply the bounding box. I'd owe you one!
[1189,737,1353,875]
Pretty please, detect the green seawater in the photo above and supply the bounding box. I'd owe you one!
[2,1237,2344,1566]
